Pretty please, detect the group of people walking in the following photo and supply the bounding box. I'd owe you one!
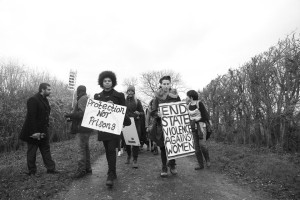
[19,70,211,188]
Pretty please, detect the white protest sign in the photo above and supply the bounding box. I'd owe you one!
[81,98,127,135]
[122,118,141,146]
[160,101,195,160]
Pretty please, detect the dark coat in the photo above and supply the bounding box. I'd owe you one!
[20,93,51,144]
[94,89,130,141]
[125,97,145,140]
[150,88,181,147]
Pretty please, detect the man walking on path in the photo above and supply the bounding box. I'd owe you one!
[20,83,58,175]
[150,76,181,177]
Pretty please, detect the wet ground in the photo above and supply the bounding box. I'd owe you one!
[53,148,271,200]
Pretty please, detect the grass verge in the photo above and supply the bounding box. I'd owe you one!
[207,141,300,200]
[0,134,104,200]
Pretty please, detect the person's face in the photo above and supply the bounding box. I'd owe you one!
[186,96,192,104]
[103,78,112,89]
[161,80,171,92]
[127,90,134,97]
[42,86,51,97]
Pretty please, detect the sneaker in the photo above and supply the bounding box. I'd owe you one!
[160,165,168,177]
[117,151,122,157]
[168,165,177,175]
[132,160,138,169]
[125,156,131,164]
[72,170,86,178]
[194,166,204,170]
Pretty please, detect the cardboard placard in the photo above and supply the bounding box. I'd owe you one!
[81,98,126,135]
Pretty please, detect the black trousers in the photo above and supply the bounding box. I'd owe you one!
[126,145,139,160]
[103,139,118,175]
[160,146,176,167]
[27,141,56,173]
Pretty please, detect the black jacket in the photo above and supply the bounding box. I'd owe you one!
[19,93,51,144]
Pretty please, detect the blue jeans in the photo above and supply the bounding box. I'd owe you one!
[77,133,91,172]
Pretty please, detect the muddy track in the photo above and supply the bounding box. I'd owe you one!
[53,148,271,200]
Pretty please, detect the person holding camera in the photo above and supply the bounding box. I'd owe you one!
[65,85,93,178]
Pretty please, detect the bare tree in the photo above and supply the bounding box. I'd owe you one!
[122,77,138,89]
[139,70,186,99]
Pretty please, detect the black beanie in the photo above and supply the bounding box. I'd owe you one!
[77,85,86,93]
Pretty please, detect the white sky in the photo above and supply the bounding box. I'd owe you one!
[0,0,300,98]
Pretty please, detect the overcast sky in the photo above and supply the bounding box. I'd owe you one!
[0,0,299,97]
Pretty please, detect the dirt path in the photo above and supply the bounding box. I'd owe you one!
[53,148,271,200]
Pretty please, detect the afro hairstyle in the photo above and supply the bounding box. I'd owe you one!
[98,71,117,88]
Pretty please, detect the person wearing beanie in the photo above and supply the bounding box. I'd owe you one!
[94,71,131,187]
[64,85,93,178]
[124,85,144,168]
[150,75,181,177]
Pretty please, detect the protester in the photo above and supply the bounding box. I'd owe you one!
[139,109,148,151]
[150,76,181,177]
[145,99,158,155]
[20,83,58,176]
[186,90,211,170]
[64,85,93,178]
[94,71,131,187]
[124,85,144,168]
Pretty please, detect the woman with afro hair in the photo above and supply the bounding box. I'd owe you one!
[94,70,130,187]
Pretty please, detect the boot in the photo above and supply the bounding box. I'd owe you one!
[106,172,114,187]
[125,156,131,164]
[194,165,204,170]
[153,146,158,155]
[72,170,86,179]
[167,162,177,175]
[132,160,138,169]
[86,169,93,174]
